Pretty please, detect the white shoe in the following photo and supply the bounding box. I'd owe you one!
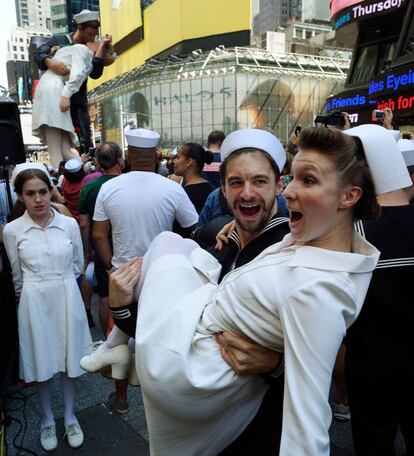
[40,424,57,452]
[64,422,84,449]
[80,342,130,379]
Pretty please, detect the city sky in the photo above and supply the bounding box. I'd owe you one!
[0,0,17,90]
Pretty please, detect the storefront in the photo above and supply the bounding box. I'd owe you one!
[88,47,349,147]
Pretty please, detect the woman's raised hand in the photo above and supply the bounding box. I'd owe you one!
[215,220,236,251]
[109,257,142,308]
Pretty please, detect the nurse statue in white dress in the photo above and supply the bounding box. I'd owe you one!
[32,37,112,168]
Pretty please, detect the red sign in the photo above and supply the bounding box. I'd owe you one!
[331,0,363,17]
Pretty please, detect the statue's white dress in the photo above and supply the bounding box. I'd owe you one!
[32,44,93,143]
[135,232,379,456]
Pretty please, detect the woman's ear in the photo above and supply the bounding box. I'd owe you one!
[339,186,363,210]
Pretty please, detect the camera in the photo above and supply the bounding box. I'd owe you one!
[314,111,346,128]
[402,133,412,140]
[374,109,384,120]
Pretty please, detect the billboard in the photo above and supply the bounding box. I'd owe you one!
[100,0,142,46]
[331,0,406,30]
[91,0,251,89]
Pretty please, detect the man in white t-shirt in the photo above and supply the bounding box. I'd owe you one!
[92,129,198,269]
[90,128,197,414]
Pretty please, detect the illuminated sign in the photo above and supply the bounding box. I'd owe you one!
[325,94,366,112]
[369,69,414,95]
[332,0,405,30]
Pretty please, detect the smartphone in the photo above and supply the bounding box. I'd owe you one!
[374,109,384,120]
[402,133,412,140]
[295,125,302,136]
[88,146,96,158]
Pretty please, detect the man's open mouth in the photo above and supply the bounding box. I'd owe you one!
[239,203,261,216]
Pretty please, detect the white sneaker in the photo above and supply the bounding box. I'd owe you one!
[40,424,58,452]
[64,422,84,449]
[80,342,130,379]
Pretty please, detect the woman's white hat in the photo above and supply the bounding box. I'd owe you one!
[220,128,286,172]
[344,124,411,194]
[11,162,53,188]
[397,138,414,167]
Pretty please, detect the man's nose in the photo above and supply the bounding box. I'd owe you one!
[240,182,255,199]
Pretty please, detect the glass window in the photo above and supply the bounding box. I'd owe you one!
[377,41,397,73]
[350,45,377,83]
[401,12,414,57]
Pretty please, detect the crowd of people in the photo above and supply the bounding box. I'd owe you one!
[1,109,413,455]
[0,7,413,454]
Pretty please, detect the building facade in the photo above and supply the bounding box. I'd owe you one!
[15,0,51,29]
[7,26,51,62]
[301,0,330,22]
[328,0,414,127]
[50,0,99,34]
[88,47,349,148]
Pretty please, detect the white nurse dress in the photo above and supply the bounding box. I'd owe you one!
[135,232,379,456]
[3,209,92,382]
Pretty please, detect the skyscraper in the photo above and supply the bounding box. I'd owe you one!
[252,0,299,45]
[15,0,51,30]
[50,0,99,34]
[301,0,330,22]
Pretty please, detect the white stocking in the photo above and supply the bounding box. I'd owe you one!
[60,373,77,426]
[36,380,55,428]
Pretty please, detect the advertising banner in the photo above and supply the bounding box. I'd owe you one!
[331,0,406,30]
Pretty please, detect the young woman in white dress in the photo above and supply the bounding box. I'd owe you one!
[3,168,91,452]
[32,37,112,168]
[82,127,382,455]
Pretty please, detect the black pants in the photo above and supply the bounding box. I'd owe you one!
[346,356,414,456]
[71,103,93,154]
[218,376,284,456]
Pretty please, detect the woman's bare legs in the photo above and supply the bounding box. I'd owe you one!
[43,127,80,168]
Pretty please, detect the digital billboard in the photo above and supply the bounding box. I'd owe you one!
[331,0,406,30]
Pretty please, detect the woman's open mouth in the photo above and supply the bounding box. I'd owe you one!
[239,203,261,217]
[289,210,303,224]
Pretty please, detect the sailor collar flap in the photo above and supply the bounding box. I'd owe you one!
[257,232,380,274]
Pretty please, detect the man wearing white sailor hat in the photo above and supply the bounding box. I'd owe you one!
[83,131,198,408]
[33,9,112,155]
[344,124,414,456]
[206,128,289,454]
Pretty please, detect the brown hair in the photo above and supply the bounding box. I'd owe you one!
[219,148,281,185]
[14,168,52,195]
[297,127,380,221]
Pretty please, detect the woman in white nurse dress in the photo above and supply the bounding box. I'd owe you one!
[3,167,91,451]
